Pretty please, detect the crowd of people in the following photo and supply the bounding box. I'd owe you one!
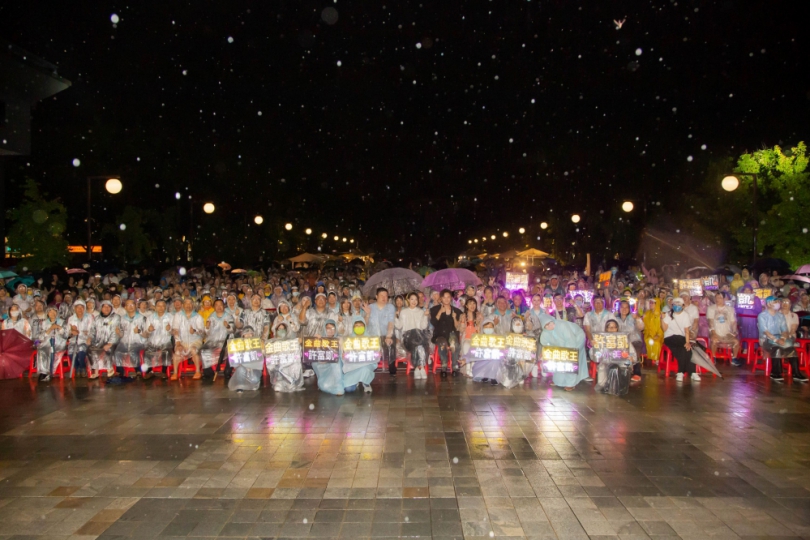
[1,263,808,393]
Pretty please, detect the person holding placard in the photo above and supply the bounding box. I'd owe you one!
[735,284,762,340]
[592,320,637,393]
[266,322,305,392]
[537,310,589,391]
[227,326,263,392]
[614,300,644,382]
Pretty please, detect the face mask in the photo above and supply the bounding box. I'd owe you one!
[673,305,683,313]
[276,329,287,339]
[483,327,495,335]
[771,302,781,310]
[292,292,300,297]
[10,310,20,319]
[512,324,524,333]
[353,326,365,336]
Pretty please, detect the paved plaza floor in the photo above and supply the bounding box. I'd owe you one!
[1,364,809,540]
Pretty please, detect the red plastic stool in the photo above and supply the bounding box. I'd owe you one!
[741,339,760,365]
[657,346,679,377]
[751,348,770,375]
[431,345,453,374]
[712,343,734,363]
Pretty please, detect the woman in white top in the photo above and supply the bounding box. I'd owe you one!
[661,297,698,382]
[781,298,799,337]
[394,292,430,379]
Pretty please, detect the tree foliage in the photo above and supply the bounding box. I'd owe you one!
[6,179,70,271]
[102,206,157,264]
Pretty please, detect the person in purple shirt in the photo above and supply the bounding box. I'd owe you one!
[364,287,397,377]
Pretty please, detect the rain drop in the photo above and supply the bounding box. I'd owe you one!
[309,404,315,410]
[119,224,126,231]
[416,43,422,49]
[155,183,160,188]
[452,457,459,464]
[72,158,81,167]
[701,144,707,150]
[336,60,342,67]
[687,156,693,162]
[227,36,234,43]
[257,111,262,116]
[635,48,643,56]
[303,518,308,524]
[110,13,120,24]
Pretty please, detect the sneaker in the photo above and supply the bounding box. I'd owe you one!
[490,379,498,386]
[731,359,744,367]
[363,383,372,394]
[584,377,594,382]
[794,375,809,383]
[770,374,784,382]
[41,375,51,382]
[303,369,315,378]
[675,373,684,382]
[690,373,701,382]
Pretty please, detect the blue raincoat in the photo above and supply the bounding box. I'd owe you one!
[537,311,589,388]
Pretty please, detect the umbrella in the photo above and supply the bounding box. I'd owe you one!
[66,268,88,275]
[781,275,810,285]
[0,329,34,379]
[795,264,810,275]
[5,276,35,292]
[362,267,423,297]
[0,270,18,279]
[218,262,232,271]
[686,266,710,274]
[714,265,742,275]
[231,269,248,274]
[691,343,723,378]
[750,258,791,274]
[421,268,482,292]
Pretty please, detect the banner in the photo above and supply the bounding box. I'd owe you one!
[341,336,381,364]
[466,333,507,361]
[265,338,302,366]
[504,333,537,362]
[701,275,719,291]
[590,332,632,363]
[676,279,703,296]
[505,272,529,291]
[540,346,580,373]
[303,337,341,363]
[227,337,264,366]
[598,272,611,289]
[736,293,756,310]
[753,287,773,300]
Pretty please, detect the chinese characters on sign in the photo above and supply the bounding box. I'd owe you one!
[227,337,264,366]
[466,333,507,361]
[590,332,632,363]
[302,338,340,363]
[264,338,302,366]
[505,272,529,291]
[676,279,703,296]
[341,336,382,364]
[753,287,773,300]
[504,333,537,362]
[736,293,756,310]
[701,275,719,290]
[540,346,579,373]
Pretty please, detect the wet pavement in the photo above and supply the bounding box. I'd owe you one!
[1,363,809,540]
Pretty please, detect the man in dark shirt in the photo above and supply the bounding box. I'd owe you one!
[429,289,463,377]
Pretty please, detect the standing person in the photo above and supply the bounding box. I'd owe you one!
[110,299,147,383]
[615,300,644,382]
[429,289,463,377]
[364,288,397,377]
[706,292,741,365]
[200,299,233,378]
[758,296,807,383]
[457,297,482,362]
[480,286,497,319]
[395,292,430,379]
[524,294,547,339]
[66,300,93,377]
[735,284,762,340]
[87,301,120,380]
[661,297,698,382]
[170,298,204,381]
[643,298,664,363]
[142,299,173,379]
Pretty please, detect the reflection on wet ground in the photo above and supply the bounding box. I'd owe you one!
[1,363,809,539]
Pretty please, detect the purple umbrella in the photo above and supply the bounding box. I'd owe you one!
[421,268,482,292]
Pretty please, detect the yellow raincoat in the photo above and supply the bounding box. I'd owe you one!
[642,298,664,362]
[729,273,744,295]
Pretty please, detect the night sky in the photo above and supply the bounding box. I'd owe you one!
[2,1,807,263]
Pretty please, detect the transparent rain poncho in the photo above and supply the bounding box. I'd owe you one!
[66,311,94,357]
[239,308,270,340]
[34,314,68,375]
[171,310,204,358]
[113,312,147,368]
[143,311,174,368]
[200,312,234,369]
[88,313,121,372]
[266,333,304,393]
[228,326,263,392]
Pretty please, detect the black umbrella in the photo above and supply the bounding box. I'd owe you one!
[750,258,791,274]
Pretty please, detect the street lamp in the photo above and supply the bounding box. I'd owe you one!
[333,235,339,241]
[203,203,215,214]
[540,222,548,230]
[254,215,263,225]
[722,172,759,262]
[321,233,328,239]
[518,227,525,234]
[490,235,496,240]
[571,214,581,223]
[621,201,634,212]
[502,232,509,238]
[285,222,293,231]
[86,176,122,261]
[305,228,312,235]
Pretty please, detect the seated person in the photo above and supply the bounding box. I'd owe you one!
[592,319,638,392]
[266,322,304,392]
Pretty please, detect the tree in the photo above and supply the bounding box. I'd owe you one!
[733,142,810,267]
[6,179,70,271]
[102,206,156,264]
